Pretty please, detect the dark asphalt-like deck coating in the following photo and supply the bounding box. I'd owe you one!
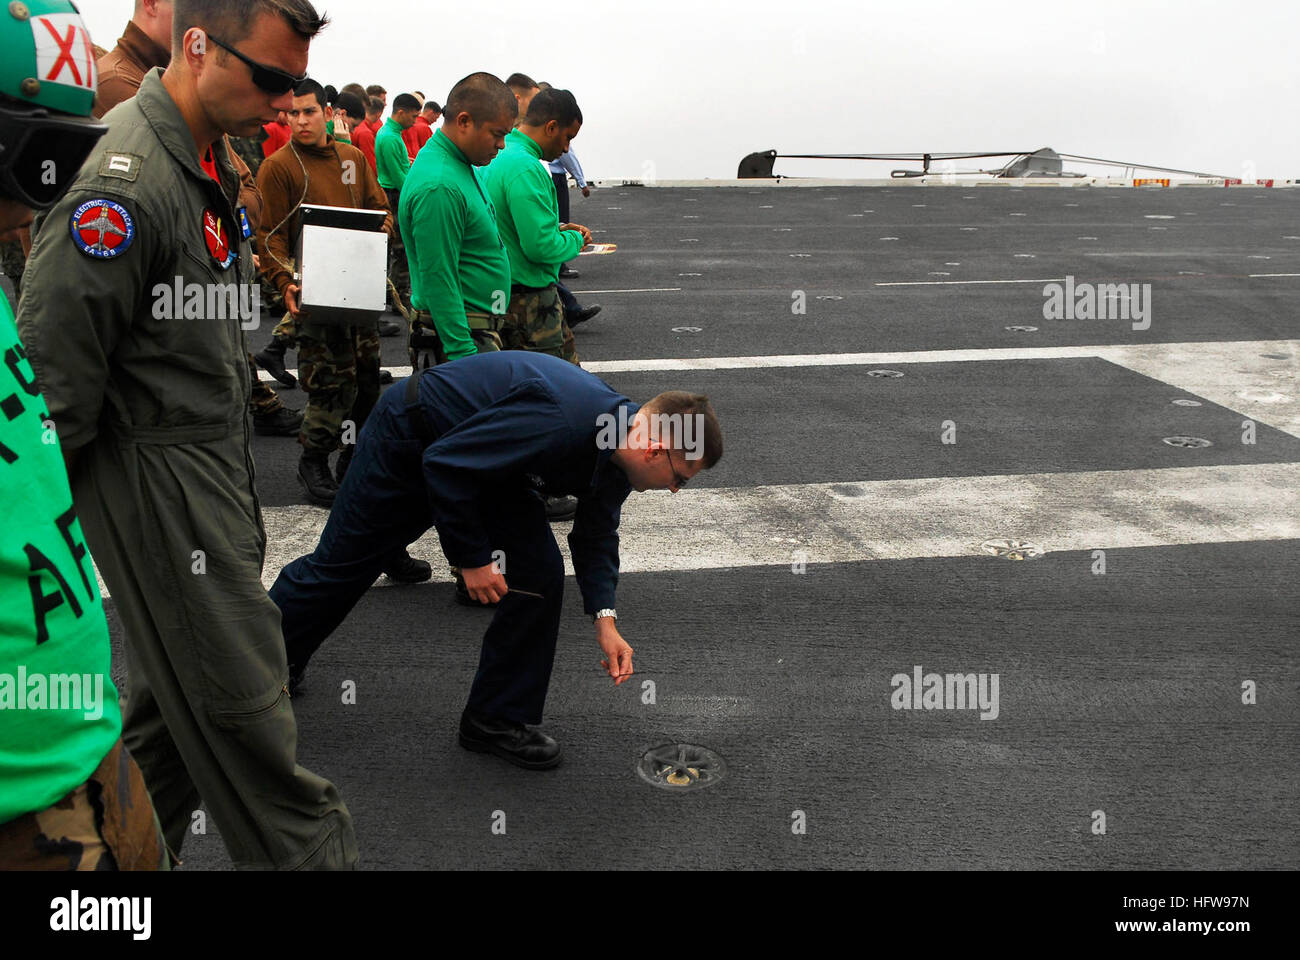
[90,185,1300,869]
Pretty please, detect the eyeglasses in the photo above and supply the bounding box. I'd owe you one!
[665,447,690,488]
[208,35,307,95]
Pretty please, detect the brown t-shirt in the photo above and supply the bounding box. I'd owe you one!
[92,21,169,120]
[254,136,393,297]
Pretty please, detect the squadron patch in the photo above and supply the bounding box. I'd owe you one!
[70,199,135,260]
[202,208,236,270]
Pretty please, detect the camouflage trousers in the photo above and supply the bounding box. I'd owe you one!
[383,188,411,312]
[248,353,286,415]
[409,309,501,370]
[501,284,579,364]
[0,739,170,871]
[0,233,28,298]
[298,318,381,453]
[272,307,297,345]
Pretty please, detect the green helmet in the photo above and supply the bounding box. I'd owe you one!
[0,0,107,209]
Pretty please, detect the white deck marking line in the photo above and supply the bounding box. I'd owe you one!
[91,462,1300,599]
[876,278,1067,286]
[580,340,1300,440]
[1248,273,1300,278]
[263,341,1300,437]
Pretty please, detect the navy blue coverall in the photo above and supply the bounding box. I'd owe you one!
[270,351,637,725]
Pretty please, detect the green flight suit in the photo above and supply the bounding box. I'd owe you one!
[16,69,357,870]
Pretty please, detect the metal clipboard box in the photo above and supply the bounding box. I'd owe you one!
[294,203,389,327]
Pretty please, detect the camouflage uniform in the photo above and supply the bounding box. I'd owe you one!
[0,740,170,870]
[500,284,579,365]
[249,354,289,415]
[297,317,381,452]
[228,129,270,180]
[409,309,501,369]
[0,234,26,298]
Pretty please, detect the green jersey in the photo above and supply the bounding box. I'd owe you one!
[481,129,584,288]
[400,129,511,361]
[375,117,411,190]
[0,294,121,825]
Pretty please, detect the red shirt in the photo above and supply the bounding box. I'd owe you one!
[403,116,433,160]
[362,118,382,135]
[350,121,377,174]
[262,121,291,158]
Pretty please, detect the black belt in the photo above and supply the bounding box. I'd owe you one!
[404,371,435,447]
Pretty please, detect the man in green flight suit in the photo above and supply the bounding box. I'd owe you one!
[16,0,357,870]
[482,87,592,366]
[376,92,420,318]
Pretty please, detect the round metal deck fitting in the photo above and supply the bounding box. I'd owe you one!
[866,369,905,378]
[1170,399,1202,407]
[1163,436,1213,448]
[980,538,1045,560]
[637,743,727,792]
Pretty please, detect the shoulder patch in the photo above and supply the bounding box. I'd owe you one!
[70,199,135,260]
[97,152,145,182]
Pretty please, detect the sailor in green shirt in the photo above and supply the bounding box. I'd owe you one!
[401,73,517,367]
[481,88,591,364]
[0,0,166,870]
[376,93,422,315]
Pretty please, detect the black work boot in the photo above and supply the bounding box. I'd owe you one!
[382,549,432,583]
[297,450,338,506]
[334,445,354,485]
[253,405,303,437]
[254,337,297,388]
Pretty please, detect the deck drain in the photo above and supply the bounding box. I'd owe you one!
[637,743,727,791]
[981,538,1044,560]
[1170,399,1202,407]
[867,369,905,378]
[1163,436,1213,448]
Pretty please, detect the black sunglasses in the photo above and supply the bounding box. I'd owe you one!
[208,35,307,95]
[665,446,690,488]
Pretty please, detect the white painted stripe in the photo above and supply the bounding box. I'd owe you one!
[91,462,1300,600]
[875,278,1066,286]
[265,339,1300,438]
[1248,273,1300,278]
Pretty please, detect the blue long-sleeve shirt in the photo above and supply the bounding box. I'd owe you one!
[414,352,636,614]
[546,148,587,188]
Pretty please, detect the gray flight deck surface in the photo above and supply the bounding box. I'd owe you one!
[94,184,1298,869]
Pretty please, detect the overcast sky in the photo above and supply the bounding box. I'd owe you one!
[83,0,1298,181]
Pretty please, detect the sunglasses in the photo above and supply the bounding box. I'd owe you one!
[208,35,308,95]
[0,106,107,209]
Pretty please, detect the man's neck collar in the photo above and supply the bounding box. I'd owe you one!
[160,65,221,156]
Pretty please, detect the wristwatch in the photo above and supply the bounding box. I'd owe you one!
[593,608,617,622]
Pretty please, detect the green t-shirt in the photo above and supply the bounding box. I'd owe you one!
[0,294,121,824]
[375,118,411,191]
[481,129,584,288]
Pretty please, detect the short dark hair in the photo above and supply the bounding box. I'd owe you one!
[334,92,365,119]
[392,93,421,113]
[504,72,537,93]
[643,393,724,468]
[523,88,581,128]
[173,0,327,51]
[423,101,442,114]
[294,78,327,107]
[340,82,367,100]
[444,72,517,125]
[323,83,337,104]
[365,84,387,97]
[365,96,384,116]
